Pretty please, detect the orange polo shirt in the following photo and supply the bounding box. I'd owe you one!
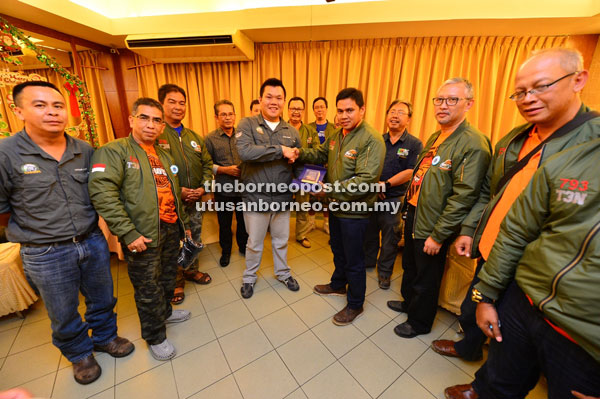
[478,127,542,260]
[140,144,178,224]
[407,130,453,207]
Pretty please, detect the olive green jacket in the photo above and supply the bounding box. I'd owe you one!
[88,135,189,246]
[306,120,337,144]
[299,121,385,218]
[476,138,600,363]
[158,124,213,189]
[405,120,491,243]
[461,104,600,258]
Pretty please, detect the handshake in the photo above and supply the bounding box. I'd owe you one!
[282,146,300,164]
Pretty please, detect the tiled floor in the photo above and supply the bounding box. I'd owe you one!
[0,214,548,399]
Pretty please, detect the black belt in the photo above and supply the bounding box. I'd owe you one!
[22,228,97,247]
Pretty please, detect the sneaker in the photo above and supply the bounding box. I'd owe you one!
[166,309,191,323]
[149,339,176,361]
[241,282,254,299]
[313,284,347,296]
[281,276,300,291]
[297,238,311,248]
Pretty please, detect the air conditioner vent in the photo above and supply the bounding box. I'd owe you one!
[127,35,234,48]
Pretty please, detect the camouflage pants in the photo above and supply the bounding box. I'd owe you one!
[175,202,203,288]
[124,220,180,345]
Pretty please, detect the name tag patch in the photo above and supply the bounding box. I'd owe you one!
[20,163,41,174]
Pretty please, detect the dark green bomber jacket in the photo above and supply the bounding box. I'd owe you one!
[306,120,337,144]
[405,120,492,243]
[476,138,600,363]
[158,124,213,189]
[299,120,385,218]
[461,104,600,258]
[88,135,189,247]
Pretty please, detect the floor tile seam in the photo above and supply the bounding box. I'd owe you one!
[404,369,445,399]
[332,359,377,399]
[171,335,219,360]
[181,372,240,399]
[4,339,53,358]
[0,319,24,361]
[201,307,237,378]
[271,344,311,392]
[363,297,399,321]
[415,321,453,346]
[365,336,408,372]
[373,370,407,399]
[85,386,115,399]
[167,358,183,399]
[3,369,57,396]
[197,281,242,313]
[314,331,369,360]
[368,330,423,371]
[210,310,255,339]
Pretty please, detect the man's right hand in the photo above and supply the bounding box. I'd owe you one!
[181,187,193,201]
[476,302,502,342]
[221,165,240,177]
[127,235,152,253]
[282,146,299,163]
[455,235,473,257]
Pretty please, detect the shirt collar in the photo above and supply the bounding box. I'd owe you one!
[17,129,82,159]
[384,129,408,143]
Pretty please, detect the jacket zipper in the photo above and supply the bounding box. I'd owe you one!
[177,134,192,187]
[538,219,600,310]
[138,143,161,245]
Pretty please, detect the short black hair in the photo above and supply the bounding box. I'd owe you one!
[158,84,186,104]
[312,97,328,109]
[214,100,235,116]
[336,88,364,108]
[259,78,286,99]
[250,99,260,111]
[132,97,164,117]
[13,81,62,107]
[288,97,305,108]
[386,99,413,117]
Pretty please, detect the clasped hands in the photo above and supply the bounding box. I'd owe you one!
[282,146,300,164]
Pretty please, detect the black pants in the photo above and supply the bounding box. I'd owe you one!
[472,281,600,399]
[214,193,248,255]
[124,220,179,345]
[454,257,487,360]
[329,214,370,309]
[401,205,451,333]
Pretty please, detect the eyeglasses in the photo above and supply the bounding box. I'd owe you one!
[432,97,471,106]
[509,71,579,101]
[218,112,235,118]
[289,108,304,113]
[388,110,409,116]
[134,114,164,125]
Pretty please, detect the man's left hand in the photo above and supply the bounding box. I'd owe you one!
[423,236,442,255]
[572,391,600,399]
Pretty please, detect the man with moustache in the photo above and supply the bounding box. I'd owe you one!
[364,100,422,289]
[441,48,600,399]
[0,81,134,384]
[157,84,212,305]
[298,88,386,325]
[235,78,302,299]
[287,96,318,248]
[388,78,491,338]
[89,98,191,361]
[205,100,248,267]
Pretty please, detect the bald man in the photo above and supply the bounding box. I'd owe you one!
[443,47,600,399]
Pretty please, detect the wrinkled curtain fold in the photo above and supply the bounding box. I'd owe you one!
[135,35,566,145]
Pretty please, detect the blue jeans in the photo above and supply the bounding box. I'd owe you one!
[329,214,370,309]
[472,281,600,399]
[21,229,117,363]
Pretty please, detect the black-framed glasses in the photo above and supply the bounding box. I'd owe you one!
[432,97,471,106]
[134,114,164,125]
[509,71,579,101]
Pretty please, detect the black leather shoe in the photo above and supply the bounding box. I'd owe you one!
[394,321,420,338]
[241,282,254,299]
[387,300,407,313]
[220,253,231,267]
[72,354,101,385]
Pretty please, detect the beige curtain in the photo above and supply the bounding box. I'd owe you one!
[78,50,116,145]
[135,35,566,145]
[135,54,254,135]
